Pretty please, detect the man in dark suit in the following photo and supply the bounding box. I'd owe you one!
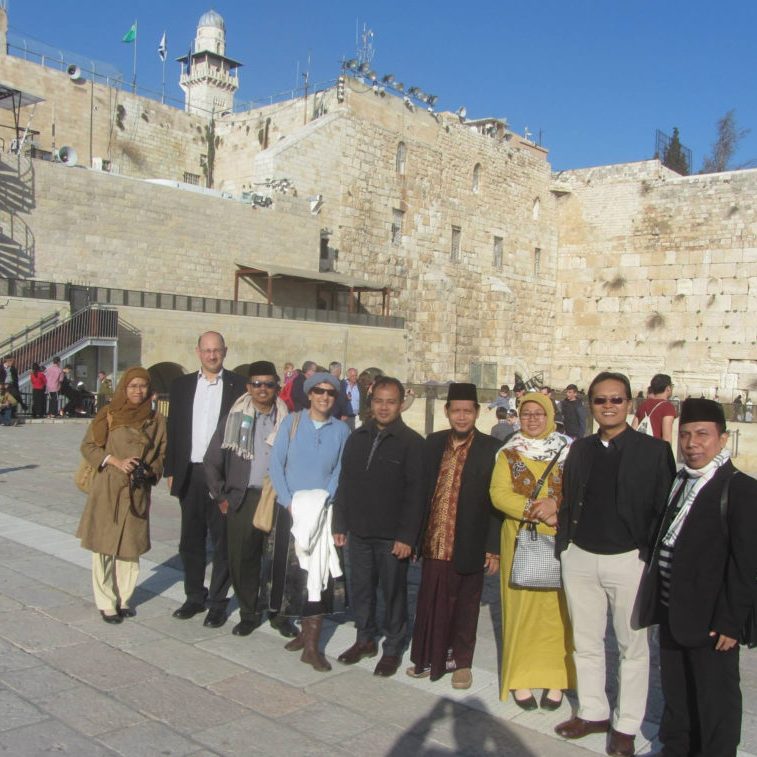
[554,371,676,757]
[639,398,757,757]
[291,360,316,411]
[204,360,296,639]
[333,376,425,678]
[406,383,502,690]
[165,331,246,627]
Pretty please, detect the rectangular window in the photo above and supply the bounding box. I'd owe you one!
[493,236,503,269]
[534,246,542,277]
[451,225,461,261]
[391,208,404,246]
[183,172,200,186]
[470,361,497,388]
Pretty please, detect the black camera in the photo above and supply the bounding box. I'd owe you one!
[130,460,154,489]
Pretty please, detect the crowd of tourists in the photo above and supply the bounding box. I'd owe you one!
[70,332,757,757]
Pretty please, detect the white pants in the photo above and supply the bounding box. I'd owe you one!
[561,544,649,735]
[91,553,139,613]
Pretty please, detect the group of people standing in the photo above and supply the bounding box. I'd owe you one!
[72,336,757,757]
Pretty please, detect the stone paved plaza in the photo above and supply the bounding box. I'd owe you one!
[0,421,755,756]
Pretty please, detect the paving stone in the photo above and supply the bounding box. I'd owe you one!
[38,641,162,691]
[71,612,169,649]
[112,674,249,734]
[0,607,91,651]
[126,637,245,686]
[0,718,117,756]
[209,671,315,717]
[142,613,237,645]
[193,712,336,756]
[0,688,49,731]
[197,631,343,688]
[37,684,146,736]
[0,594,23,612]
[97,720,202,757]
[339,724,429,756]
[1,662,80,698]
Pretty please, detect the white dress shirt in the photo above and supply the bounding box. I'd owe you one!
[191,369,224,462]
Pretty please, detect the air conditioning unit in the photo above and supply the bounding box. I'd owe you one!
[92,157,104,171]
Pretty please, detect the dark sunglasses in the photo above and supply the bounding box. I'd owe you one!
[310,386,337,397]
[248,380,277,389]
[592,396,627,406]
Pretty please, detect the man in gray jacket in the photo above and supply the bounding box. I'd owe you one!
[204,360,294,637]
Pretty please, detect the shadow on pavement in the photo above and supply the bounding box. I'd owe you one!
[389,696,539,756]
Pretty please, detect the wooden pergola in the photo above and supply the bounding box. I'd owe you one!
[234,263,392,316]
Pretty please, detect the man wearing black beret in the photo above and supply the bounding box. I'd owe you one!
[639,398,757,757]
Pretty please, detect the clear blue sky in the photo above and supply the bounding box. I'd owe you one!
[7,1,757,172]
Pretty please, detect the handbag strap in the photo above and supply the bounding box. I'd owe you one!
[530,442,567,501]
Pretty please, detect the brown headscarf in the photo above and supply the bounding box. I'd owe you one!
[91,367,153,446]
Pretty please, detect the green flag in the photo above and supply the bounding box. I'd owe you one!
[122,22,137,43]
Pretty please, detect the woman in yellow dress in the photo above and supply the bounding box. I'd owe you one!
[490,391,575,710]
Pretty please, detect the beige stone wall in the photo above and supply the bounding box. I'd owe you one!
[554,161,757,399]
[0,297,69,346]
[0,54,207,181]
[115,305,406,379]
[11,156,321,298]
[246,83,558,385]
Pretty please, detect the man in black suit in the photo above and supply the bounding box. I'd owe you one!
[639,398,757,757]
[165,331,246,627]
[406,383,502,690]
[333,376,425,678]
[554,371,675,757]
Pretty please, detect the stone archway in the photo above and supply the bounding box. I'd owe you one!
[147,362,185,394]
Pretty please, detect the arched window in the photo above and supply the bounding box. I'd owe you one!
[532,197,541,220]
[472,163,481,193]
[396,142,407,175]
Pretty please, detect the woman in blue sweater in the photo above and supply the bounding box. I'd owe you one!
[268,371,350,671]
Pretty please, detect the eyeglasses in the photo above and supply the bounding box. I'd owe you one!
[592,396,627,405]
[248,380,276,389]
[520,412,546,419]
[310,387,337,397]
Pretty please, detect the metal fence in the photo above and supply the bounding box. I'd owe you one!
[0,278,405,330]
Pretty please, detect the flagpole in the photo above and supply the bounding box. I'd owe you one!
[132,19,137,93]
[161,56,166,103]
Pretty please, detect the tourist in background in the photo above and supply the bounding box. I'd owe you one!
[632,373,677,444]
[30,363,47,418]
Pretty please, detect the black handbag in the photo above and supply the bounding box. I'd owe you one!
[719,470,757,648]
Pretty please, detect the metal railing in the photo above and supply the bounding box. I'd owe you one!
[9,305,118,372]
[0,278,405,330]
[0,310,61,355]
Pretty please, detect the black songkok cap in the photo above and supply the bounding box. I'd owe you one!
[248,361,278,379]
[447,383,478,403]
[679,398,725,427]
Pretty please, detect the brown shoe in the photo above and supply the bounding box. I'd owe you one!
[373,654,400,677]
[607,729,635,756]
[451,668,472,689]
[337,639,378,665]
[555,716,611,740]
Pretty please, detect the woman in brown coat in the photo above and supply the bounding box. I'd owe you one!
[76,367,167,623]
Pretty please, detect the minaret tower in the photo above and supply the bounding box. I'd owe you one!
[178,10,242,116]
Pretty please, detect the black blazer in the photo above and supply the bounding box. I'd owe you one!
[333,417,425,545]
[420,429,503,575]
[638,462,757,647]
[556,427,676,561]
[164,369,247,498]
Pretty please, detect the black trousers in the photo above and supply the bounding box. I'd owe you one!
[348,534,408,656]
[227,488,266,622]
[32,389,46,418]
[47,391,59,416]
[178,464,231,610]
[659,616,741,757]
